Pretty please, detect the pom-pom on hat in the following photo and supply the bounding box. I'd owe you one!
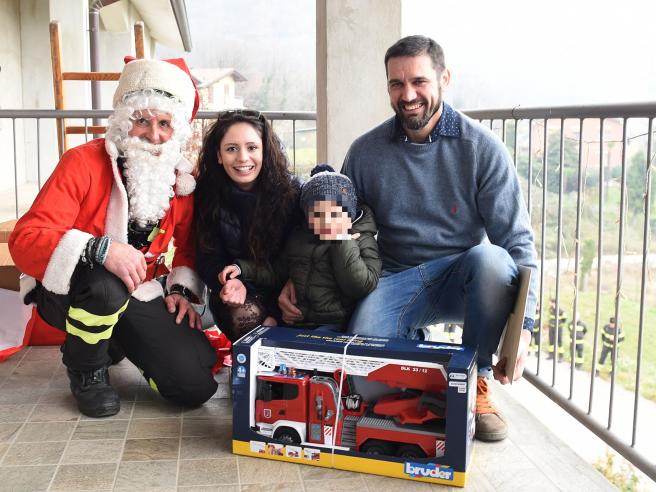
[113,57,199,121]
[300,164,358,221]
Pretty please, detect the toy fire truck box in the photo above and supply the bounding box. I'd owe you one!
[232,326,477,487]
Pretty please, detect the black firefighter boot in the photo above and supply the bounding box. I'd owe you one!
[67,366,120,418]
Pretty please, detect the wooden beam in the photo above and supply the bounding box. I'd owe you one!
[62,72,120,81]
[134,21,145,59]
[50,21,67,156]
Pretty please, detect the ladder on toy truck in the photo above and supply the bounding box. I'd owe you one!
[253,346,449,458]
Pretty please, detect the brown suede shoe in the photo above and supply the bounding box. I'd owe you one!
[475,376,507,442]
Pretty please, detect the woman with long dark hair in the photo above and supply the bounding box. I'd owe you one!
[194,110,300,341]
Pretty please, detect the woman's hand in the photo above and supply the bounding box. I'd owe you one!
[220,278,247,306]
[219,264,241,285]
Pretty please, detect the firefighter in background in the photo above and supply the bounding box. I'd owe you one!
[529,301,541,355]
[597,317,625,375]
[443,323,462,344]
[568,318,587,369]
[547,298,566,361]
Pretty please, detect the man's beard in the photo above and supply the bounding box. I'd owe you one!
[120,137,181,227]
[395,89,442,131]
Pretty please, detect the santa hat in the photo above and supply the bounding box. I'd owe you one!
[113,57,200,121]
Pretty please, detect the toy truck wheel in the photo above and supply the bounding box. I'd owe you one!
[360,439,395,456]
[273,427,301,444]
[396,444,427,459]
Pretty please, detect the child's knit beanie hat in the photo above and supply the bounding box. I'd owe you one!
[300,164,358,221]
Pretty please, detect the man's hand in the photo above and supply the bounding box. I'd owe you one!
[103,242,147,292]
[220,278,247,306]
[493,329,532,384]
[219,264,241,285]
[165,294,201,329]
[279,278,303,325]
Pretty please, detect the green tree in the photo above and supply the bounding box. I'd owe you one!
[579,239,596,291]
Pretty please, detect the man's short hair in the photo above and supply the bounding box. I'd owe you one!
[384,35,445,74]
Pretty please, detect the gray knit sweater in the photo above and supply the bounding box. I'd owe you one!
[342,106,538,319]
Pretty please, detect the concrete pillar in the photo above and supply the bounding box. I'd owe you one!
[316,0,401,167]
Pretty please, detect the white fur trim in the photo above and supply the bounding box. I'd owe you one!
[104,155,129,243]
[114,59,196,121]
[166,265,204,301]
[175,172,196,196]
[131,279,165,302]
[19,275,37,304]
[42,229,94,295]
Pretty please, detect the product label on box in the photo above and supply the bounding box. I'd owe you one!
[449,372,467,380]
[448,381,467,393]
[404,462,454,481]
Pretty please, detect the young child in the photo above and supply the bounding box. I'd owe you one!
[220,164,381,330]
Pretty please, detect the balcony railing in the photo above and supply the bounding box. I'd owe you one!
[0,109,317,221]
[464,102,655,482]
[0,104,654,480]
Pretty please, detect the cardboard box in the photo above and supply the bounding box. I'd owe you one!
[0,220,17,243]
[0,243,20,291]
[232,327,477,487]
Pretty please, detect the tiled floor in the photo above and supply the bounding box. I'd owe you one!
[0,346,615,491]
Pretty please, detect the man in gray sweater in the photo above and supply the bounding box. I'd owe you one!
[342,35,538,442]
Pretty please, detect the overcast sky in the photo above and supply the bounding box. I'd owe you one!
[403,0,656,109]
[157,0,655,111]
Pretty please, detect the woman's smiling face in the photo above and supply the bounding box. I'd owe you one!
[218,122,263,191]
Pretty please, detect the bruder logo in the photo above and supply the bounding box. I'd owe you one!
[404,462,454,480]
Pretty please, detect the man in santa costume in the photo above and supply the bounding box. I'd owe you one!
[9,57,218,418]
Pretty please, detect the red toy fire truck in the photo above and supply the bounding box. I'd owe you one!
[252,345,448,458]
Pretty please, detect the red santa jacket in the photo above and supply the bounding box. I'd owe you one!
[9,138,202,302]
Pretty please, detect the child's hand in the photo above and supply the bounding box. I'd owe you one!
[219,264,241,285]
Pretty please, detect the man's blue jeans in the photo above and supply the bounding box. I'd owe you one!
[347,244,518,374]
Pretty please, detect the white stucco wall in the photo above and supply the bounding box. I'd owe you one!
[0,0,26,199]
[316,0,401,166]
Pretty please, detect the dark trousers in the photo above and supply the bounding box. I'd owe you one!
[34,264,218,407]
[598,345,615,366]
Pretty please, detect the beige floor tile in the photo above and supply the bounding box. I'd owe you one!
[182,417,227,437]
[183,398,232,419]
[11,361,60,378]
[114,460,177,489]
[21,346,61,362]
[114,384,141,402]
[50,462,118,491]
[238,456,301,484]
[179,435,232,460]
[178,457,239,486]
[136,386,161,402]
[0,442,8,460]
[36,388,77,405]
[364,474,434,491]
[0,423,22,443]
[16,421,75,442]
[72,419,129,440]
[132,401,183,419]
[240,484,305,492]
[0,386,45,404]
[0,404,35,423]
[0,464,56,491]
[121,437,180,461]
[127,417,181,439]
[1,441,66,465]
[178,486,239,492]
[304,477,366,492]
[213,383,231,399]
[0,359,20,379]
[61,439,124,464]
[28,403,80,422]
[79,401,135,421]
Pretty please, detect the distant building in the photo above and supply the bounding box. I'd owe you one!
[192,68,248,110]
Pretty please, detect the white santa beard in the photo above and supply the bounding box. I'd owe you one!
[120,137,181,227]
